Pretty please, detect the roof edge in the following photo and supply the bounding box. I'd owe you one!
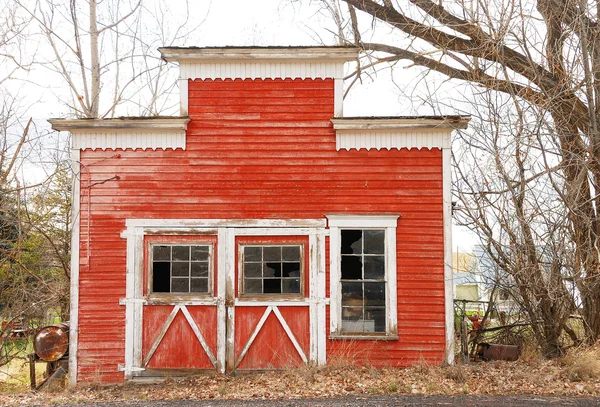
[159,46,360,63]
[49,117,190,132]
[331,116,470,131]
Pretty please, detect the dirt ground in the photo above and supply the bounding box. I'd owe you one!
[4,350,600,406]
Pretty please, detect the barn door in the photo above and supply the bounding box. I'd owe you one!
[126,222,326,378]
[227,237,311,372]
[141,237,219,373]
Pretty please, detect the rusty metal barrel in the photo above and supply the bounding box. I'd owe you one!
[33,323,70,362]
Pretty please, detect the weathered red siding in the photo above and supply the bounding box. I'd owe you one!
[77,78,444,383]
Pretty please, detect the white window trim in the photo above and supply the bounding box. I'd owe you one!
[327,214,399,339]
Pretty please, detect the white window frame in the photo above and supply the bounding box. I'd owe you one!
[327,214,399,339]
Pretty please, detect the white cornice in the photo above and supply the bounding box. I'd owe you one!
[331,117,470,131]
[49,117,190,132]
[159,47,359,63]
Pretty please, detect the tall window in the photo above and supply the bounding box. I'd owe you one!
[151,244,212,294]
[327,215,398,338]
[240,245,303,296]
[340,230,386,333]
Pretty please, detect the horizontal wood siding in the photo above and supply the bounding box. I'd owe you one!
[77,78,444,382]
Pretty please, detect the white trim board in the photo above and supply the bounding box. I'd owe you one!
[68,149,81,388]
[443,147,455,364]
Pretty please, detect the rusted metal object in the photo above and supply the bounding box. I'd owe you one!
[476,342,521,361]
[33,323,70,362]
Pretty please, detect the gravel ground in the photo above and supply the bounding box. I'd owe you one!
[25,395,600,407]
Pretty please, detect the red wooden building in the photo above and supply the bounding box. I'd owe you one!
[50,46,469,386]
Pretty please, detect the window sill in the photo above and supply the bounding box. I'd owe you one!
[329,334,399,341]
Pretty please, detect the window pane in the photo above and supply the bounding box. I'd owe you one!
[172,246,189,261]
[263,246,281,262]
[364,256,385,280]
[341,230,362,254]
[191,262,208,277]
[364,282,385,307]
[191,246,209,261]
[263,262,281,278]
[153,245,170,261]
[341,282,363,306]
[244,262,262,277]
[365,307,386,333]
[244,279,262,294]
[282,246,301,261]
[263,279,281,294]
[364,230,385,254]
[152,262,170,293]
[172,262,189,277]
[282,262,300,277]
[191,278,208,293]
[244,246,261,261]
[341,256,362,280]
[342,307,363,321]
[282,278,300,294]
[172,278,189,293]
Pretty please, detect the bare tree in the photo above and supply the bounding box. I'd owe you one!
[316,0,600,355]
[17,0,205,118]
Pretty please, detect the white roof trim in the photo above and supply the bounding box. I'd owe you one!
[49,118,189,151]
[332,117,469,151]
[160,47,359,62]
[326,214,399,228]
[160,47,359,80]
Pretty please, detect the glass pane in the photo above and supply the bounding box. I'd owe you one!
[341,282,363,306]
[263,262,281,278]
[282,278,300,294]
[152,262,170,293]
[282,262,300,278]
[191,262,208,277]
[282,246,301,261]
[364,230,385,254]
[263,246,281,262]
[342,319,364,332]
[153,245,170,261]
[172,278,189,293]
[244,262,262,278]
[341,256,362,280]
[244,279,262,294]
[364,256,385,279]
[244,246,261,261]
[191,246,209,261]
[364,282,385,307]
[365,307,386,332]
[341,230,362,254]
[341,307,363,321]
[172,246,189,261]
[263,279,281,294]
[191,278,209,293]
[172,262,189,277]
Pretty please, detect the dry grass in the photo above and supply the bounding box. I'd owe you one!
[561,346,600,382]
[3,354,600,405]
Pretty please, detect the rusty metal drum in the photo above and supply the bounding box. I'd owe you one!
[34,323,70,362]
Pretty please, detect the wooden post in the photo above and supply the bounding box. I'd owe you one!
[29,353,36,390]
[461,318,469,364]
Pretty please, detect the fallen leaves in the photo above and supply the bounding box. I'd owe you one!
[2,356,600,406]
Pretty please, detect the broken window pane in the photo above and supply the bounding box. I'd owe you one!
[152,262,170,293]
[263,279,281,294]
[341,230,362,254]
[341,256,362,280]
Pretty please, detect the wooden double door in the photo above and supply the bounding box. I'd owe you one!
[138,230,317,375]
